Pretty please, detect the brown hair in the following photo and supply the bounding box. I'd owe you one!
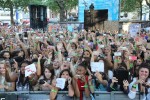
[44,64,55,81]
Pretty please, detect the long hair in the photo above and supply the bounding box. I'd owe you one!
[44,64,55,82]
[59,69,73,90]
[59,69,73,78]
[0,61,6,75]
[138,63,150,95]
[17,61,31,87]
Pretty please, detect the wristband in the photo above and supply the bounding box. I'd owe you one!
[130,63,133,68]
[110,86,115,90]
[132,84,136,89]
[114,59,119,63]
[83,84,88,88]
[29,77,34,82]
[51,89,57,93]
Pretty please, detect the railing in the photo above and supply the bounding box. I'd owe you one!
[0,91,140,100]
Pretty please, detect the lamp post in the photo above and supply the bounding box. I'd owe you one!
[89,3,94,30]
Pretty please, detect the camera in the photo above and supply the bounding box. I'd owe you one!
[39,79,45,84]
[56,38,60,42]
[98,54,105,59]
[142,83,150,88]
[9,59,15,65]
[66,57,71,62]
[92,75,96,79]
[64,51,68,57]
[24,32,28,37]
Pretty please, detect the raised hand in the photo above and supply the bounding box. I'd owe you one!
[38,54,43,60]
[68,77,72,85]
[123,80,129,87]
[112,77,118,83]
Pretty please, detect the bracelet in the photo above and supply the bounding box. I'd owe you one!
[110,86,115,90]
[130,63,133,68]
[132,84,136,89]
[51,89,57,93]
[84,84,88,88]
[29,77,34,82]
[114,59,119,63]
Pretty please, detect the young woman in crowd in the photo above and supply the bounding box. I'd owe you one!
[50,69,74,100]
[73,62,91,100]
[128,63,150,100]
[0,61,15,91]
[35,64,55,91]
[107,52,129,92]
[5,54,42,91]
[90,51,108,91]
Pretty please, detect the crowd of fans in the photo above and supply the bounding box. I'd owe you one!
[0,24,150,100]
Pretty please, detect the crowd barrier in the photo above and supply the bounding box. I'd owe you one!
[0,91,140,100]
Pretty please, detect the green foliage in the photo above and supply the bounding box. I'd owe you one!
[146,0,150,6]
[121,0,143,12]
[0,0,45,9]
[0,0,78,12]
[46,0,78,12]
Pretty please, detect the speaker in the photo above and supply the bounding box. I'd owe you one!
[29,5,47,30]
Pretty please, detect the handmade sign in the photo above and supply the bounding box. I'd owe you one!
[25,63,36,77]
[90,62,104,72]
[56,78,66,89]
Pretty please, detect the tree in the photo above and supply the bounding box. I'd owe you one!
[145,0,150,20]
[121,0,143,20]
[0,0,31,25]
[0,0,44,25]
[46,0,78,22]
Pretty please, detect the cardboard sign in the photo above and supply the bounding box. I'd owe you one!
[129,56,137,61]
[25,63,36,77]
[114,52,121,56]
[56,78,66,89]
[90,62,104,72]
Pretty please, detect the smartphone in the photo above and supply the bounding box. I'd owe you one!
[76,75,81,79]
[56,38,60,42]
[98,54,106,58]
[24,32,28,37]
[65,57,71,62]
[60,35,64,39]
[99,45,105,48]
[129,56,137,61]
[114,52,122,56]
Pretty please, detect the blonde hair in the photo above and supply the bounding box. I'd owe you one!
[0,60,5,64]
[0,60,6,71]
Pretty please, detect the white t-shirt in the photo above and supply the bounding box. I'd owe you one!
[128,78,150,100]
